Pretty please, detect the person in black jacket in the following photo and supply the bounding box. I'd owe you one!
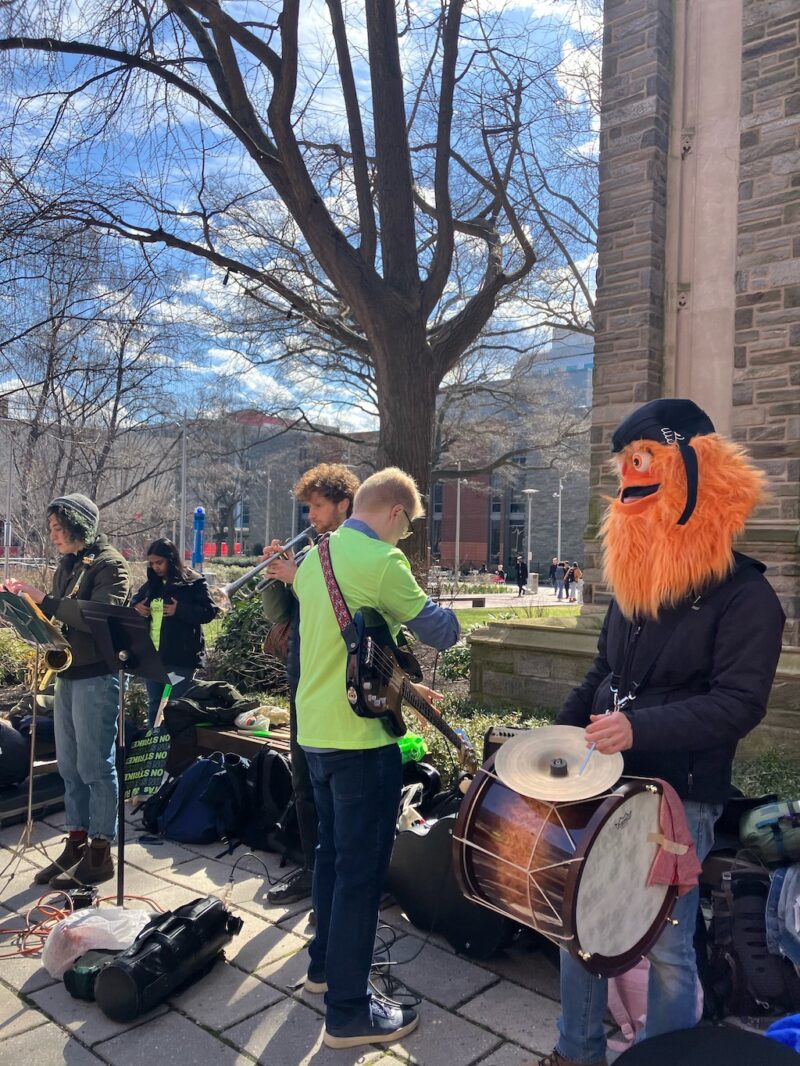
[538,399,785,1066]
[260,463,360,905]
[515,555,528,596]
[131,539,219,727]
[6,493,130,887]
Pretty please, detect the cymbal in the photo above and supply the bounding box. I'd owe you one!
[493,726,623,801]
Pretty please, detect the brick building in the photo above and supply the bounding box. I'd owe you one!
[587,0,800,643]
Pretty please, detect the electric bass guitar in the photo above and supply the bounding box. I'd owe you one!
[345,612,479,774]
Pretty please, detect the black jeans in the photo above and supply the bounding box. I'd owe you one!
[289,696,318,868]
[305,744,402,1030]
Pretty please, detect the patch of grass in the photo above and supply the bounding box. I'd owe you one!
[454,604,580,629]
[733,749,800,801]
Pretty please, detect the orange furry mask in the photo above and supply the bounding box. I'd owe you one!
[602,434,765,619]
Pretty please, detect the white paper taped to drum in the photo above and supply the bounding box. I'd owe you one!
[493,725,624,801]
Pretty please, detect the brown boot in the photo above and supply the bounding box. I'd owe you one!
[530,1053,607,1066]
[50,838,114,888]
[34,837,87,885]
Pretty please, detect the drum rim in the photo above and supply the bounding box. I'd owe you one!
[453,767,678,977]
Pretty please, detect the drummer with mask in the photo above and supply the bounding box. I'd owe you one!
[534,399,784,1066]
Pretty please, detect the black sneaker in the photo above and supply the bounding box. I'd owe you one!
[323,999,419,1050]
[266,866,313,905]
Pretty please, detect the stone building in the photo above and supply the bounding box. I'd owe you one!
[585,0,800,645]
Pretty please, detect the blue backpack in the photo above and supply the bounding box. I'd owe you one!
[158,753,226,844]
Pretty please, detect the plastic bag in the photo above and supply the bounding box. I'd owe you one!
[43,907,152,979]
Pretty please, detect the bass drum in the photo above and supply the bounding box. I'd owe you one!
[453,763,677,977]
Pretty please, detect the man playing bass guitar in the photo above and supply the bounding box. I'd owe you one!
[293,467,460,1051]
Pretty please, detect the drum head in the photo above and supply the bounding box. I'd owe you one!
[494,726,623,801]
[571,785,675,972]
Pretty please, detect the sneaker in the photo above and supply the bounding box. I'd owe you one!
[531,1052,607,1066]
[266,866,313,904]
[304,972,327,994]
[323,999,419,1050]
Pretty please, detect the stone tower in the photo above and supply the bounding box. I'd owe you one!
[587,0,800,644]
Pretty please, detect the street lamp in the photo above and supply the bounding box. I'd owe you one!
[454,462,468,578]
[522,488,539,589]
[553,476,565,561]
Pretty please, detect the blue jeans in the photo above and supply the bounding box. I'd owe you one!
[305,744,402,1031]
[144,667,193,728]
[555,579,565,599]
[54,673,120,841]
[555,799,723,1064]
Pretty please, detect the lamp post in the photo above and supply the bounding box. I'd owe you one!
[454,461,467,578]
[522,488,539,589]
[290,490,297,539]
[264,465,272,547]
[553,476,565,561]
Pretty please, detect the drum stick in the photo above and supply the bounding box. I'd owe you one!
[578,707,612,775]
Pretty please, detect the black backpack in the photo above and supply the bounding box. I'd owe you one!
[237,749,293,852]
[696,866,800,1018]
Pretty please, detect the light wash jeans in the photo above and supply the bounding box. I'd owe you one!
[54,673,120,841]
[555,798,723,1064]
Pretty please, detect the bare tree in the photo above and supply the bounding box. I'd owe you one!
[0,0,599,558]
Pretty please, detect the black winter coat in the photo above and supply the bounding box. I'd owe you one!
[557,553,784,802]
[131,572,219,669]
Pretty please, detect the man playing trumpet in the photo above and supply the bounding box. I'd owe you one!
[260,463,360,906]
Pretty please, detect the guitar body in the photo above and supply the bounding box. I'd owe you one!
[345,612,422,738]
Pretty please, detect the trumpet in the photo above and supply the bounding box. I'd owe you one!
[211,526,317,611]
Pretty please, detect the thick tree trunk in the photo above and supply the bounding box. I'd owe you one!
[373,334,438,573]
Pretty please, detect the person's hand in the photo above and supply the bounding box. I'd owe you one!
[586,711,633,754]
[261,538,283,561]
[411,683,445,720]
[4,579,45,604]
[162,599,178,617]
[267,554,297,585]
[133,602,151,618]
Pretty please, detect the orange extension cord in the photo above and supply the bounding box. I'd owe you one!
[0,892,165,960]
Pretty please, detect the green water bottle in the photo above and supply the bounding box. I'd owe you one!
[397,732,428,764]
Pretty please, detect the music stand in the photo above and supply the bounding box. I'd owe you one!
[0,590,71,873]
[81,603,168,906]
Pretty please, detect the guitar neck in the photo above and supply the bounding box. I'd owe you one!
[400,679,472,756]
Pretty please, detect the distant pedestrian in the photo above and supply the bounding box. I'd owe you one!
[515,556,528,596]
[554,560,566,600]
[549,557,558,595]
[568,562,584,603]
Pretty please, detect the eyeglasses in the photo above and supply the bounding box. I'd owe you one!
[397,508,415,540]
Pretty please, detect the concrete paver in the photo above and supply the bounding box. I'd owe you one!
[458,980,561,1055]
[387,936,498,1009]
[169,958,282,1029]
[478,939,561,1002]
[30,979,169,1047]
[226,909,309,974]
[390,999,501,1065]
[223,995,397,1065]
[0,1020,104,1065]
[0,979,50,1040]
[479,1046,538,1066]
[94,1009,252,1066]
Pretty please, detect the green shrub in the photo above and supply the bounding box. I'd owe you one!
[204,596,287,694]
[733,749,800,801]
[439,640,471,681]
[0,628,34,685]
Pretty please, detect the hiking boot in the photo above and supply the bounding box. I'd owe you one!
[323,999,419,1050]
[267,866,313,904]
[50,839,114,888]
[34,838,87,885]
[529,1052,607,1066]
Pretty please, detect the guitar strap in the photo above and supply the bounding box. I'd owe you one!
[317,535,361,655]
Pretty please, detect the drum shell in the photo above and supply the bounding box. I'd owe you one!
[453,762,677,976]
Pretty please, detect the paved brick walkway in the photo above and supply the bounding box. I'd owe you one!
[0,809,570,1066]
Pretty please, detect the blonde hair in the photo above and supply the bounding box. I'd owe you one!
[353,467,426,520]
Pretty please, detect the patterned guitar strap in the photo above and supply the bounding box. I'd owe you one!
[316,535,360,653]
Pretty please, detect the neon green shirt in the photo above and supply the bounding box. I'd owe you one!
[294,524,428,749]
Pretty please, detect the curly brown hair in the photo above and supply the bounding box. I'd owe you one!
[294,463,360,515]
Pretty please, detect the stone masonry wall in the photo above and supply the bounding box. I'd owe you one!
[585,0,674,604]
[734,0,800,644]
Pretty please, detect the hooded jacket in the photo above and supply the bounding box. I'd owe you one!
[40,535,131,680]
[131,570,218,669]
[557,553,784,802]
